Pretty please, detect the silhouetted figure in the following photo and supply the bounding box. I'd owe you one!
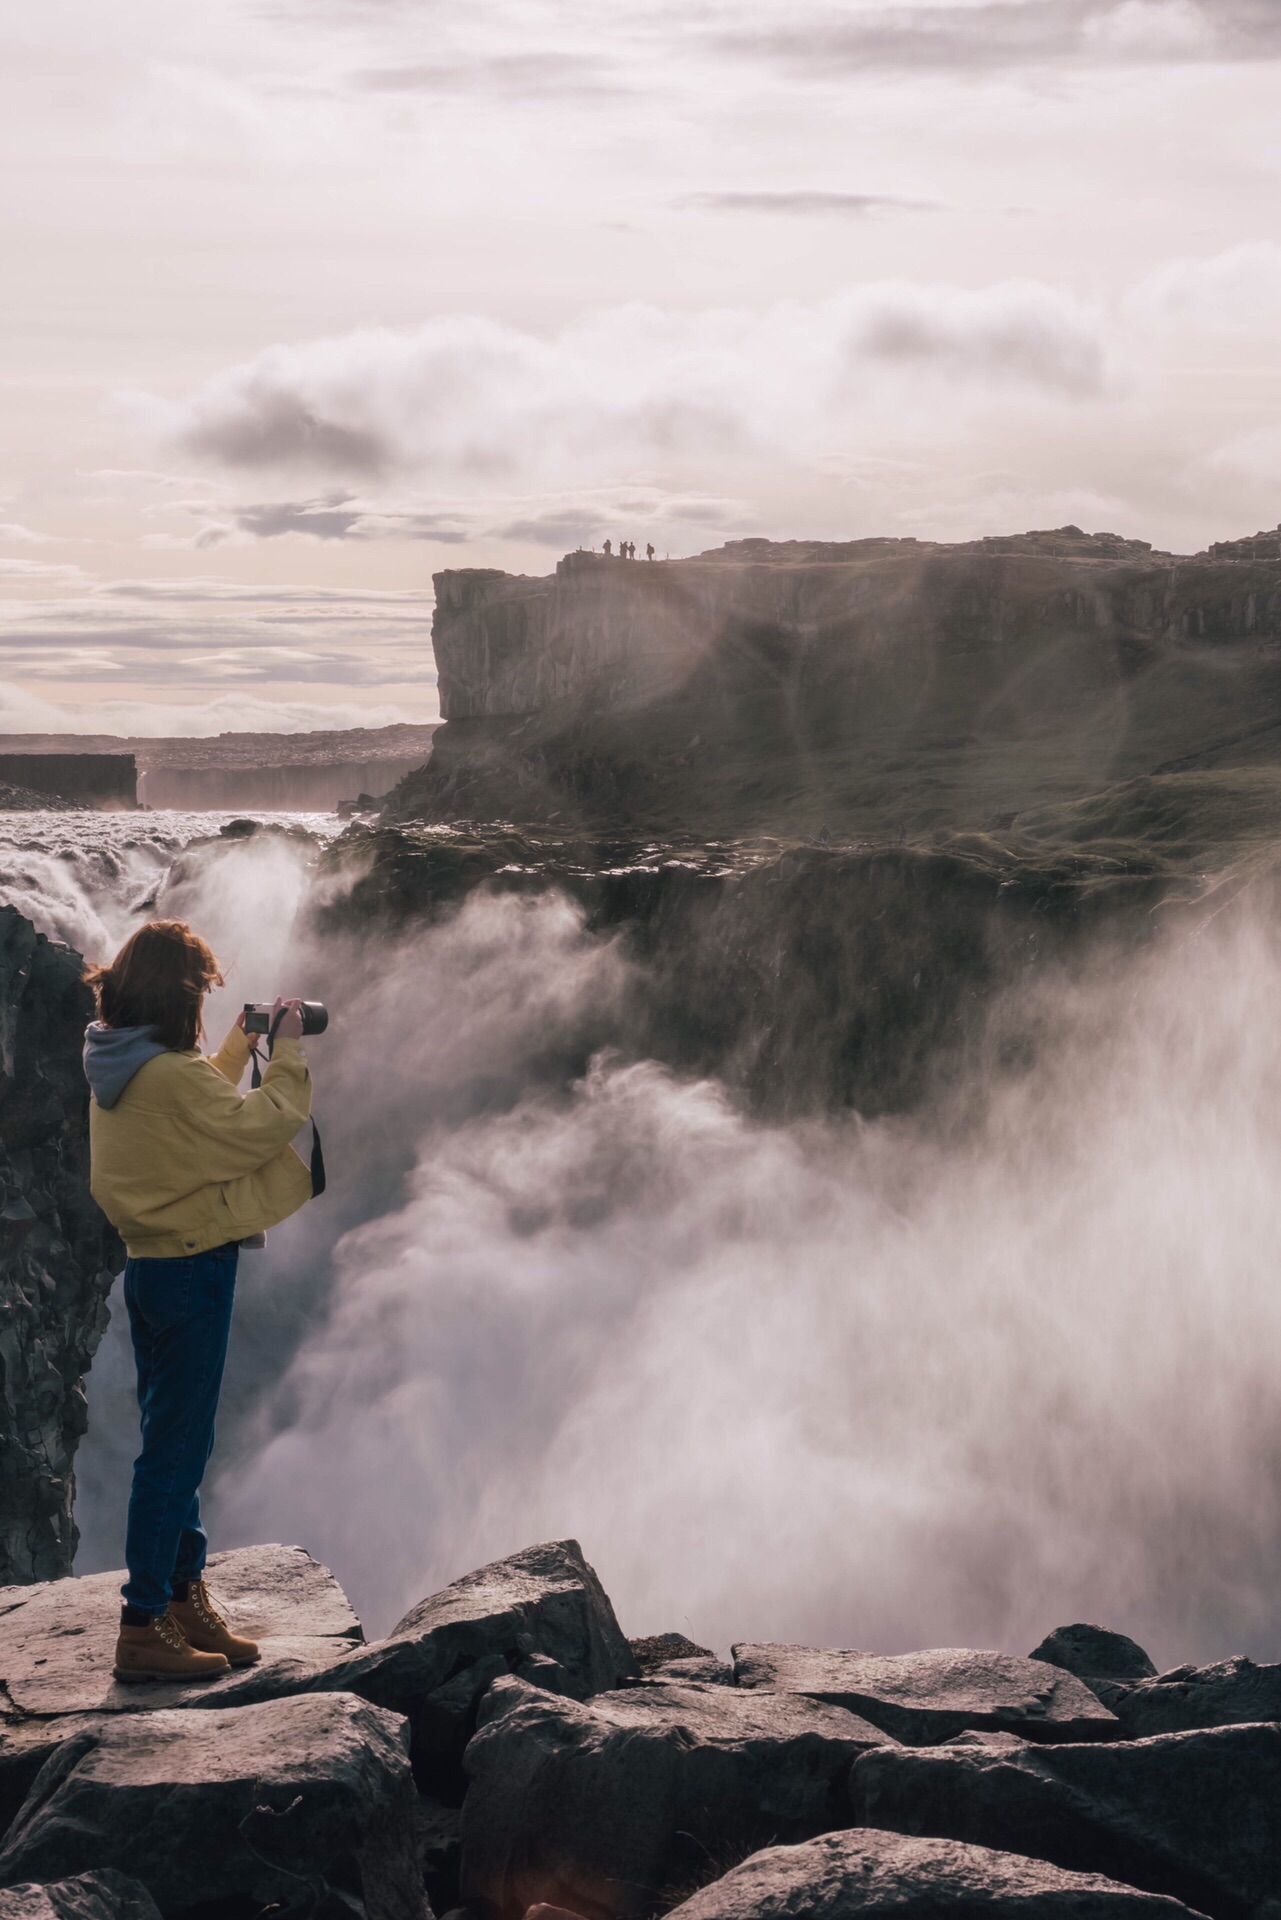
[646,543,655,561]
[603,538,612,557]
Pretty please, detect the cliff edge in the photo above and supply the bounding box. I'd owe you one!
[0,908,121,1582]
[393,527,1281,839]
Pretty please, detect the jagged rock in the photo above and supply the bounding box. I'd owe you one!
[459,1673,892,1920]
[732,1645,1117,1745]
[629,1635,730,1686]
[629,1633,713,1674]
[850,1721,1281,1920]
[0,1873,160,1920]
[648,1656,735,1685]
[1030,1626,1157,1689]
[0,1545,361,1723]
[313,1539,636,1792]
[661,1829,1207,1920]
[0,908,122,1582]
[1109,1656,1281,1737]
[0,1693,426,1920]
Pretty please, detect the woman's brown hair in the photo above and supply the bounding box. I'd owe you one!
[85,921,224,1051]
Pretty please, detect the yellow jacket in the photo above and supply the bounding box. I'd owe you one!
[89,1026,314,1259]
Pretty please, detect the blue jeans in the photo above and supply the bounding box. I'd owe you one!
[121,1242,239,1614]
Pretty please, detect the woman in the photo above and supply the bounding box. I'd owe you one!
[84,920,316,1682]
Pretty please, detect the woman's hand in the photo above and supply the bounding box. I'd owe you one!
[272,997,304,1042]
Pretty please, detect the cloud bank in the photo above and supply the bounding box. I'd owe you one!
[133,278,1122,488]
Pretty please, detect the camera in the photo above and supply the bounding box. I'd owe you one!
[243,1001,329,1038]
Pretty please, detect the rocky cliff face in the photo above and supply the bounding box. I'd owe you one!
[0,907,120,1583]
[403,529,1281,839]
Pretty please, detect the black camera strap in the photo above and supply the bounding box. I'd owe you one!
[249,1009,326,1199]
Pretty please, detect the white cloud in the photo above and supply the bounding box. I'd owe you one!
[128,279,1123,489]
[1206,427,1281,487]
[0,679,431,737]
[1129,241,1281,333]
[1084,1,1215,59]
[0,523,55,546]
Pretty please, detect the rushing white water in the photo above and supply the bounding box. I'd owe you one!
[7,807,1281,1668]
[0,810,340,962]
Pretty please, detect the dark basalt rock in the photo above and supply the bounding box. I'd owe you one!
[0,1693,426,1920]
[646,1655,735,1685]
[0,1873,161,1920]
[629,1633,714,1674]
[850,1722,1281,1920]
[1108,1657,1281,1738]
[732,1645,1118,1745]
[0,908,122,1582]
[312,1539,636,1794]
[0,1544,361,1722]
[459,1673,891,1920]
[1030,1626,1158,1688]
[662,1829,1207,1920]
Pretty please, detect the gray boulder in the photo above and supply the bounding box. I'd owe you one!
[0,1874,160,1920]
[663,1829,1207,1920]
[649,1656,735,1686]
[0,1544,362,1723]
[1107,1657,1281,1738]
[313,1539,635,1791]
[0,1693,426,1920]
[733,1645,1117,1745]
[851,1721,1281,1920]
[630,1634,714,1674]
[459,1673,891,1920]
[1030,1627,1157,1690]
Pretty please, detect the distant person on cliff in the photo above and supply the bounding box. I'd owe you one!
[603,538,612,556]
[646,543,655,561]
[82,922,316,1682]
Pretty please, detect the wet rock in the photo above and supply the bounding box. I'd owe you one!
[850,1721,1281,1920]
[0,1544,361,1722]
[0,1693,426,1920]
[0,907,122,1582]
[1109,1656,1281,1737]
[1030,1626,1157,1690]
[733,1645,1117,1745]
[0,1872,161,1920]
[313,1539,636,1793]
[662,1829,1206,1920]
[459,1673,891,1920]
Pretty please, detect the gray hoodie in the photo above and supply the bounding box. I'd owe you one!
[83,1022,169,1110]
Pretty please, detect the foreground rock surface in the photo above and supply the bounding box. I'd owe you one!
[0,907,121,1583]
[1107,1656,1281,1738]
[460,1674,890,1920]
[314,1539,635,1790]
[0,1875,159,1920]
[0,1544,360,1720]
[1029,1626,1158,1689]
[0,1693,425,1920]
[733,1645,1117,1744]
[851,1722,1281,1920]
[663,1830,1207,1920]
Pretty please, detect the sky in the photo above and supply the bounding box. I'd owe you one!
[3,0,1281,734]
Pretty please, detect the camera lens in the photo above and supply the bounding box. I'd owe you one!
[300,1001,329,1036]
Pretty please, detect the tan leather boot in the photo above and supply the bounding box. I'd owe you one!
[169,1579,260,1668]
[113,1608,231,1681]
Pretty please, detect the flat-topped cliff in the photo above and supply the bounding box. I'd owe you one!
[399,528,1281,840]
[0,726,437,813]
